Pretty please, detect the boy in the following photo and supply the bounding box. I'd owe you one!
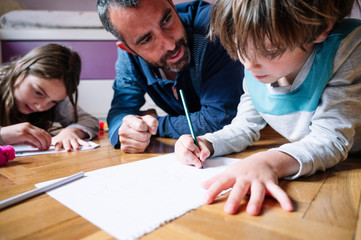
[175,0,361,215]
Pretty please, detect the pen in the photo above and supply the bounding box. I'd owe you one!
[179,89,203,167]
[0,171,85,210]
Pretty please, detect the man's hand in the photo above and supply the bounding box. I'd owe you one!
[118,114,158,153]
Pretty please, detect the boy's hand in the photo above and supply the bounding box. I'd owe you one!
[118,114,158,153]
[1,122,51,150]
[52,128,90,152]
[202,151,298,215]
[175,135,213,168]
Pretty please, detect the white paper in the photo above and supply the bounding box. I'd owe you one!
[13,141,99,157]
[36,153,239,240]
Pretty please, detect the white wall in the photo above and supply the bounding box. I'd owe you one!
[14,0,212,11]
[77,80,113,120]
[351,4,361,19]
[77,80,167,120]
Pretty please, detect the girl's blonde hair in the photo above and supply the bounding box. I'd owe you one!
[0,44,81,130]
[210,0,360,60]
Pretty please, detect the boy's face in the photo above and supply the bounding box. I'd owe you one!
[109,0,190,72]
[238,41,314,85]
[14,75,66,115]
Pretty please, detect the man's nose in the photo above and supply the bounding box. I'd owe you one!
[160,32,176,52]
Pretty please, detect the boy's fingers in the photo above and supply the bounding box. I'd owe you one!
[201,174,219,189]
[180,135,199,152]
[193,156,203,168]
[266,182,293,212]
[224,180,250,214]
[246,182,266,215]
[204,176,234,205]
[182,148,201,167]
[199,149,211,162]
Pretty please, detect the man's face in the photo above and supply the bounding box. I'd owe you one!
[109,0,190,71]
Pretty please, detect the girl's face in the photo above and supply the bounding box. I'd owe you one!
[237,42,314,86]
[14,74,67,115]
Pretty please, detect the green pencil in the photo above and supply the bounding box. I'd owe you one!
[179,89,203,167]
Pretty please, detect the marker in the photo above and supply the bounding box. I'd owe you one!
[0,172,85,210]
[179,89,203,167]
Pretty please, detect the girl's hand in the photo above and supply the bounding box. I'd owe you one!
[52,128,90,152]
[202,151,297,215]
[175,135,214,168]
[0,123,51,150]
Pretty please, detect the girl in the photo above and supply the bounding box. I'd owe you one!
[175,0,361,215]
[0,44,99,151]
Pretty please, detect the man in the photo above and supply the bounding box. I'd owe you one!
[97,0,244,152]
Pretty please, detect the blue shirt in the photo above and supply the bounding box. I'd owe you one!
[108,1,244,148]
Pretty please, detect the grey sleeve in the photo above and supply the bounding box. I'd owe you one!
[276,31,361,179]
[55,99,99,140]
[203,80,267,156]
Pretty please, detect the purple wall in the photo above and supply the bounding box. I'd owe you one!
[2,41,118,80]
[15,0,97,11]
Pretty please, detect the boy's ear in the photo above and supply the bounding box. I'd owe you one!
[313,25,334,43]
[116,41,136,55]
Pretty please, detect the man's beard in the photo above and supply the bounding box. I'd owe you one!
[148,37,190,72]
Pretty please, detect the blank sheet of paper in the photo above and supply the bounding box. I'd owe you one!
[36,153,239,240]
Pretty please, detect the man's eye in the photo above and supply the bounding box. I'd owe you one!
[162,14,172,28]
[163,15,171,24]
[141,36,152,44]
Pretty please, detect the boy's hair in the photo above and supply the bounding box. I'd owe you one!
[210,0,360,60]
[0,44,81,130]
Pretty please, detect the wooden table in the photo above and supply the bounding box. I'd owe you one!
[0,126,360,240]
